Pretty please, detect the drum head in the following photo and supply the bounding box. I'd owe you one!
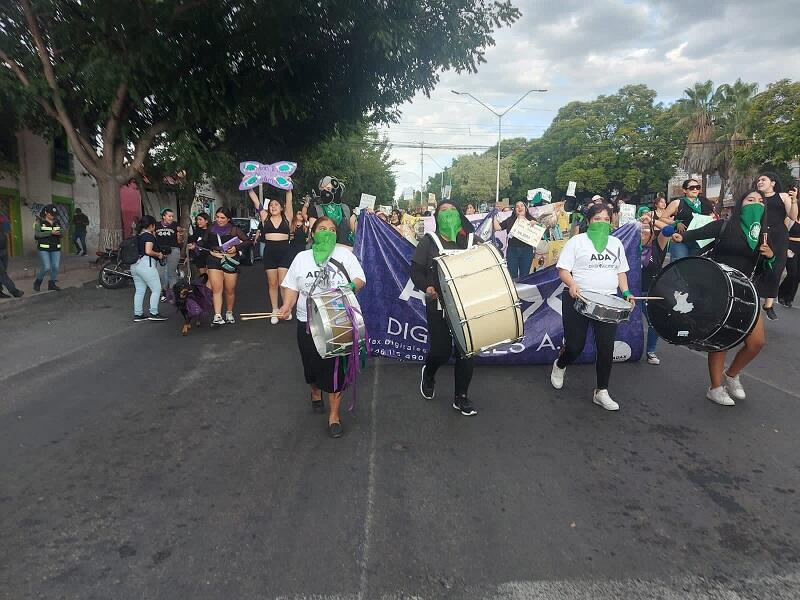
[647,257,730,345]
[580,291,631,310]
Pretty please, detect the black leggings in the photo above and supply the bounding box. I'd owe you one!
[425,303,474,396]
[779,251,800,303]
[557,290,617,390]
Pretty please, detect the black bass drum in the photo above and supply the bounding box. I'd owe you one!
[647,256,758,352]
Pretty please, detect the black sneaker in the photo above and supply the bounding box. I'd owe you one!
[328,422,344,438]
[47,281,61,291]
[133,314,148,322]
[420,365,435,400]
[453,394,478,416]
[33,279,42,292]
[10,289,23,298]
[778,298,793,308]
[763,305,778,321]
[0,290,9,299]
[148,313,168,321]
[311,399,324,414]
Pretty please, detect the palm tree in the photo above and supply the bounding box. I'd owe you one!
[675,81,726,195]
[714,80,759,205]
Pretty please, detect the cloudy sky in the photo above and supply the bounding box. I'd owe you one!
[382,0,800,199]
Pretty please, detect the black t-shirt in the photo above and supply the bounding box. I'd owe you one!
[137,232,158,264]
[410,232,467,303]
[155,221,179,249]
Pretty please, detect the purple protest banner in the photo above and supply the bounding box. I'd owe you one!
[354,213,643,364]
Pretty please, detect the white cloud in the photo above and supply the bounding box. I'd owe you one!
[385,0,800,199]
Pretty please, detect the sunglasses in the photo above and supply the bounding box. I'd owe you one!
[686,185,701,191]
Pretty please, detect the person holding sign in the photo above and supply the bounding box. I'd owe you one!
[670,189,775,405]
[665,179,713,259]
[493,200,539,278]
[551,203,634,411]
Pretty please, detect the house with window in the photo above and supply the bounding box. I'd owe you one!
[0,129,100,257]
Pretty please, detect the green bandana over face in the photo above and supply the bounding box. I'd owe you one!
[437,209,461,241]
[740,203,764,251]
[586,221,611,253]
[321,202,343,225]
[312,230,337,266]
[684,196,702,214]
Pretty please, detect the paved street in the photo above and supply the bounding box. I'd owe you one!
[2,265,800,600]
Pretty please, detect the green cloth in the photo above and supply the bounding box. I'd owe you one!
[739,203,764,251]
[312,230,337,266]
[683,196,702,214]
[321,203,344,226]
[586,221,611,253]
[436,209,461,241]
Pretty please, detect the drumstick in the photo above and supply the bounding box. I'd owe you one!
[240,313,280,320]
[240,312,280,317]
[632,296,664,301]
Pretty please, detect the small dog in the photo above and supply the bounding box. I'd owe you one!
[172,274,212,336]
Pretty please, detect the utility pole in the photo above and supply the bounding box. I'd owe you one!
[420,140,424,208]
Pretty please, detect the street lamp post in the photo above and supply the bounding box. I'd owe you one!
[423,153,447,199]
[452,88,547,205]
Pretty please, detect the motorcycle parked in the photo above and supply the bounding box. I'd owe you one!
[96,249,132,289]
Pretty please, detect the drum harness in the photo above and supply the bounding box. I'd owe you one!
[426,231,474,312]
[306,256,370,411]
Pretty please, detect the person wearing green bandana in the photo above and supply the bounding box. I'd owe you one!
[671,189,775,407]
[278,216,367,438]
[552,203,634,411]
[308,175,357,247]
[664,178,712,260]
[411,203,479,416]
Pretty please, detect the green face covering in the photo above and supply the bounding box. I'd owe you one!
[586,221,611,253]
[740,203,764,251]
[436,209,462,241]
[312,230,337,265]
[321,202,343,226]
[684,195,702,214]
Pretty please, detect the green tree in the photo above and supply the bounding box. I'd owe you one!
[713,79,759,203]
[675,80,727,192]
[0,0,519,246]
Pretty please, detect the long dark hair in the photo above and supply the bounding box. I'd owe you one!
[194,212,210,228]
[731,189,767,222]
[585,203,613,223]
[137,214,157,233]
[215,207,233,220]
[509,200,534,224]
[757,171,783,194]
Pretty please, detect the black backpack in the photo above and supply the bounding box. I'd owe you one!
[119,236,140,265]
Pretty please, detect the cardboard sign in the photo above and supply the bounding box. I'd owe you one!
[618,204,636,225]
[510,218,547,248]
[379,205,392,216]
[359,193,376,211]
[442,185,452,200]
[686,213,716,248]
[567,181,577,197]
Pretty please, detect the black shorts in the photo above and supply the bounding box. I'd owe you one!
[191,253,208,269]
[263,240,292,270]
[205,255,239,274]
[296,320,347,393]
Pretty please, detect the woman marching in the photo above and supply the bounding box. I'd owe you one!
[411,203,478,416]
[277,217,366,438]
[199,207,250,327]
[550,203,634,411]
[250,189,294,325]
[671,190,775,405]
[754,172,797,320]
[286,199,310,266]
[778,185,800,307]
[493,199,537,278]
[187,212,210,278]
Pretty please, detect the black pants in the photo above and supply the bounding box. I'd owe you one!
[0,251,19,294]
[296,320,346,393]
[557,290,617,390]
[425,303,474,396]
[779,251,800,303]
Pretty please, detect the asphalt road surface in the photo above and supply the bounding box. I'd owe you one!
[2,266,800,599]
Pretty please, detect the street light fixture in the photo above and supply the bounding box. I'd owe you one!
[452,88,547,204]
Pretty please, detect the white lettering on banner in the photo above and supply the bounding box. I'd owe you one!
[399,279,426,304]
[547,282,567,315]
[515,283,545,321]
[481,342,525,356]
[387,317,428,344]
[537,333,558,351]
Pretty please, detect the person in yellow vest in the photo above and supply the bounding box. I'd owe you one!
[33,204,63,292]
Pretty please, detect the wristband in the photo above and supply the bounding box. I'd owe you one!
[622,290,632,300]
[349,282,357,291]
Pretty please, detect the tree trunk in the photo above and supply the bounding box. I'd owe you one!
[96,175,123,249]
[718,176,727,214]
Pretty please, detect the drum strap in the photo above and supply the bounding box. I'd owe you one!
[328,257,351,283]
[425,231,474,253]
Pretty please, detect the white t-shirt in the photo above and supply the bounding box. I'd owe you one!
[556,233,629,295]
[282,246,367,322]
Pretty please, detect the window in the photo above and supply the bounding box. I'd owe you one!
[52,133,75,182]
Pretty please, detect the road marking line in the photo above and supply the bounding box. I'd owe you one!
[358,361,380,600]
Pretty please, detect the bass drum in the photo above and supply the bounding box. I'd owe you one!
[647,257,758,352]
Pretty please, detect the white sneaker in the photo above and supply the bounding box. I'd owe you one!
[724,372,745,400]
[225,311,235,324]
[550,360,566,389]
[270,316,279,325]
[646,352,661,365]
[211,314,225,327]
[707,386,735,406]
[593,389,619,411]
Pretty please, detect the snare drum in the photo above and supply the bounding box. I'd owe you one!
[308,287,366,358]
[647,257,758,352]
[574,291,632,323]
[434,243,524,357]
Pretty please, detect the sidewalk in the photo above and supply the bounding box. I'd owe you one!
[1,253,100,304]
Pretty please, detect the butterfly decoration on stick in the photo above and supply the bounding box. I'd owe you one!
[238,161,297,191]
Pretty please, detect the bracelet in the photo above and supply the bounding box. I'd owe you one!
[622,290,632,300]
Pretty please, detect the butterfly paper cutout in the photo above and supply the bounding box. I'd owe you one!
[238,161,297,191]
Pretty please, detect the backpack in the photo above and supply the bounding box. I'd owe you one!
[119,235,140,264]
